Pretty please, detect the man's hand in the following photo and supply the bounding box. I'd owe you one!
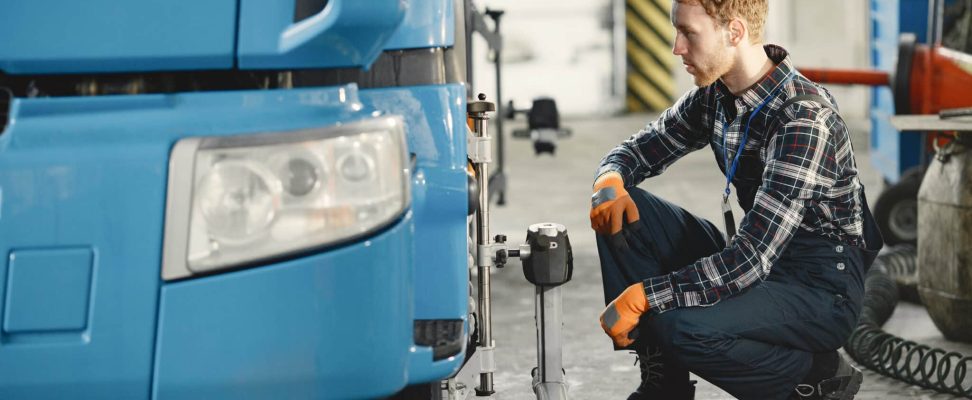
[599,282,650,348]
[590,172,639,235]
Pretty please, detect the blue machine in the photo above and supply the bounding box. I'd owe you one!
[0,0,472,398]
[869,0,929,183]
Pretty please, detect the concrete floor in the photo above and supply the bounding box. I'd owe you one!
[466,113,972,399]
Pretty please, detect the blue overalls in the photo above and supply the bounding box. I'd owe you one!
[597,186,882,399]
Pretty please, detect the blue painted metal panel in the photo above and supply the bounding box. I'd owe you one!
[869,0,928,183]
[2,86,372,150]
[0,130,166,399]
[237,0,407,69]
[0,1,236,74]
[154,216,414,400]
[359,84,469,383]
[385,0,456,50]
[0,85,378,399]
[901,0,930,43]
[0,83,468,396]
[4,248,93,333]
[359,85,467,319]
[0,0,455,74]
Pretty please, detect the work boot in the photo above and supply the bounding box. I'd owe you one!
[791,352,863,399]
[627,348,696,400]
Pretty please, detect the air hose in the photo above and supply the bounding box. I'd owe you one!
[878,244,920,303]
[844,246,972,398]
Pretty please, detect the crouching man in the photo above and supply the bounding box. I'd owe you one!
[592,1,883,399]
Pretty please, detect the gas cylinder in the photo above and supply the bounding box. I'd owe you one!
[917,132,972,343]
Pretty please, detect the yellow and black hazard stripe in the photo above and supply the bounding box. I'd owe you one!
[626,0,676,112]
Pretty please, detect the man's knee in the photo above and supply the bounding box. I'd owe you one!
[651,310,733,366]
[627,186,664,211]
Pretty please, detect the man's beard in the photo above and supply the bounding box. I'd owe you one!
[692,48,733,87]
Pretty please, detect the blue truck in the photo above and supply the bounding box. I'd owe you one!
[0,0,476,398]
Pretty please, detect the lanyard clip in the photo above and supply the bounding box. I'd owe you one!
[721,193,736,241]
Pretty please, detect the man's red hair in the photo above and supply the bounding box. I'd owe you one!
[677,0,768,42]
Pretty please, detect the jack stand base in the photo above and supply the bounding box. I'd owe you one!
[443,350,492,400]
[532,368,569,400]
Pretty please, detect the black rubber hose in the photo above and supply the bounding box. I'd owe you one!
[858,262,899,328]
[845,246,972,398]
[879,244,920,303]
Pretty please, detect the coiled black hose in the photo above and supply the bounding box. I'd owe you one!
[845,246,972,398]
[879,244,920,303]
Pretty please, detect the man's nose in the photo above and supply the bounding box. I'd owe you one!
[672,34,687,56]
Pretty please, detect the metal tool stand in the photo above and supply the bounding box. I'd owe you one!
[483,9,507,205]
[467,95,572,400]
[518,224,574,400]
[467,93,497,396]
[505,99,572,156]
[486,224,573,400]
[532,282,568,400]
[466,2,508,205]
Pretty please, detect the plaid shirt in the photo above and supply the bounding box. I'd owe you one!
[597,45,867,315]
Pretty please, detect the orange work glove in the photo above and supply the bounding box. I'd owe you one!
[599,282,650,348]
[590,172,640,235]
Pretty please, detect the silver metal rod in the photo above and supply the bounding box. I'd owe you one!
[537,285,564,383]
[929,0,944,46]
[534,286,568,399]
[471,110,495,395]
[476,159,493,392]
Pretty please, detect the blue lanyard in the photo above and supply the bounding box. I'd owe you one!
[721,72,794,200]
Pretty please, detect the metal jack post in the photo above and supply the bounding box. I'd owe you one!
[467,95,572,400]
[467,93,497,396]
[490,224,574,400]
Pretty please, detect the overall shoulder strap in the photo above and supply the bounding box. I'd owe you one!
[778,94,834,111]
[768,93,837,135]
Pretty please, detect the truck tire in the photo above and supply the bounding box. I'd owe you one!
[874,167,924,245]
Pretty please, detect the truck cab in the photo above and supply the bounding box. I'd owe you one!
[0,0,472,398]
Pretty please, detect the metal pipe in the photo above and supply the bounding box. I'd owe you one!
[465,0,475,86]
[493,16,504,177]
[485,9,506,206]
[476,154,493,393]
[927,0,944,116]
[798,68,890,86]
[468,96,495,396]
[535,285,568,398]
[611,0,626,108]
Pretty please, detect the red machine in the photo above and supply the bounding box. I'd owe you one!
[798,29,972,245]
[801,34,972,115]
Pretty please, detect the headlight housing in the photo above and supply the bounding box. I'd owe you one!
[162,117,409,280]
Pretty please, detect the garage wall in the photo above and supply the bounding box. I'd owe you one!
[766,0,872,118]
[472,0,871,118]
[469,0,617,117]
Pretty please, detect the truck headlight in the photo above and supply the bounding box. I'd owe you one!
[162,117,409,280]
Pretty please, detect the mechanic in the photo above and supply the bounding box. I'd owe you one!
[592,1,884,399]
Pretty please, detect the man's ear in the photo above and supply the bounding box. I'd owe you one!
[727,19,746,46]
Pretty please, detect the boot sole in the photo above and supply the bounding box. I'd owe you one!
[833,369,863,400]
